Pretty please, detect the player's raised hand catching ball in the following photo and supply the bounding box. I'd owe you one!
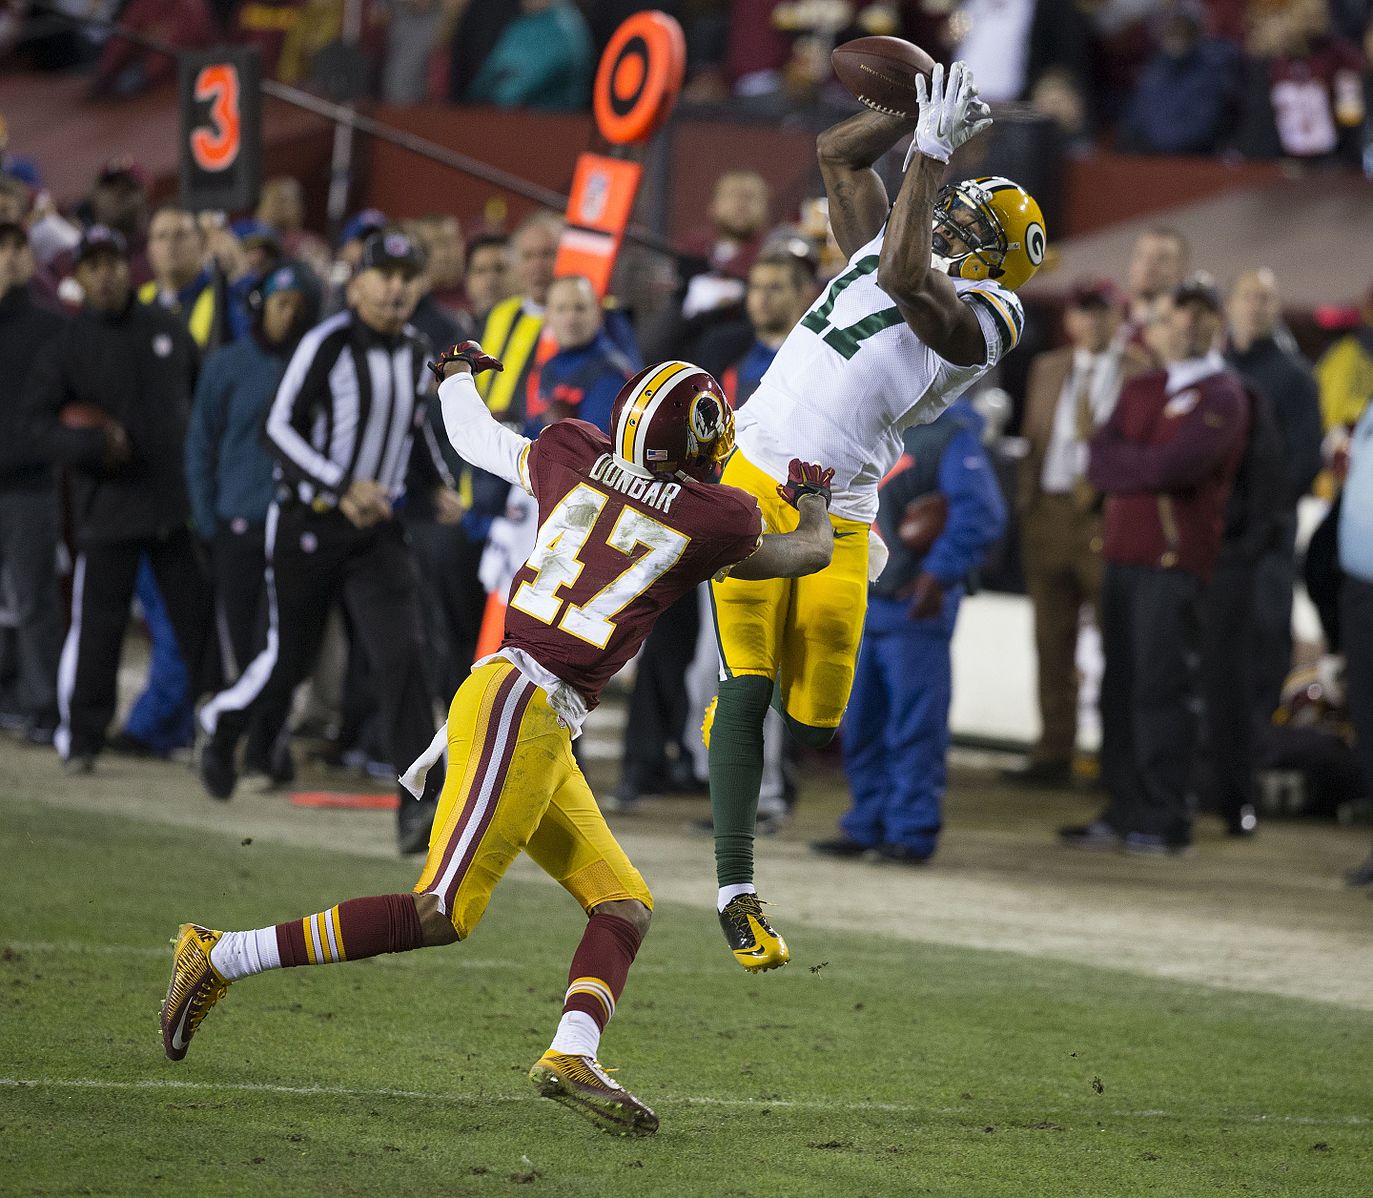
[907,60,993,167]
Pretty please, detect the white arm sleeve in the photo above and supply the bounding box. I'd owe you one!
[436,372,533,494]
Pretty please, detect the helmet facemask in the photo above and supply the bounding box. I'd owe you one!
[931,182,1009,283]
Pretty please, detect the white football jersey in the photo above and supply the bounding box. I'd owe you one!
[734,226,1023,522]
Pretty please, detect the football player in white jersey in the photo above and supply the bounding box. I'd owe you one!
[709,60,1047,972]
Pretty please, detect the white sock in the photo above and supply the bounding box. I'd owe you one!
[549,1010,601,1059]
[209,927,281,982]
[717,883,756,912]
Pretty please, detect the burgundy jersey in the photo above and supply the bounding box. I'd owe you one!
[1268,40,1365,158]
[501,419,763,707]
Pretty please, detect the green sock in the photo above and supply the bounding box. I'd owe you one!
[708,675,773,887]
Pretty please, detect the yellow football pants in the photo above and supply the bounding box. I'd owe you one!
[414,660,652,937]
[709,450,870,731]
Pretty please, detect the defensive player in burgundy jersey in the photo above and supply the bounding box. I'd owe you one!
[159,343,835,1138]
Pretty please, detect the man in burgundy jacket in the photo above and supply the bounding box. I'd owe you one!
[1061,275,1249,854]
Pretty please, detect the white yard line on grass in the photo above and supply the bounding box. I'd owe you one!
[0,1078,1367,1126]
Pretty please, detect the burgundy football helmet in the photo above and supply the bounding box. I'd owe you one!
[609,360,735,482]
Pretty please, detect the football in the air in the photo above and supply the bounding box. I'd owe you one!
[59,402,113,430]
[831,36,936,119]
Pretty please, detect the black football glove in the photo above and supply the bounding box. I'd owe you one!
[776,458,834,509]
[427,340,505,384]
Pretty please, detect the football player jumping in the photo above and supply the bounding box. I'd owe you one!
[161,344,837,1137]
[707,61,1046,971]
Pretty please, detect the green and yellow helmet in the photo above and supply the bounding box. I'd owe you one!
[932,176,1046,292]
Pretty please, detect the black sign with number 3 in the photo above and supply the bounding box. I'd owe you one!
[178,46,262,213]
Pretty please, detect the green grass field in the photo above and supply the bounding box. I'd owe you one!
[2,799,1371,1197]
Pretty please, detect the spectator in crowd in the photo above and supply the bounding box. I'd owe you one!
[401,228,468,352]
[232,220,285,283]
[1010,279,1151,786]
[141,204,247,352]
[0,222,65,743]
[1117,1,1239,154]
[1224,268,1323,726]
[22,226,213,774]
[1061,275,1249,854]
[813,394,1006,863]
[477,210,560,427]
[381,0,446,103]
[466,0,594,111]
[0,115,40,188]
[952,0,1095,104]
[1122,226,1190,349]
[463,232,512,323]
[233,0,309,81]
[325,208,388,315]
[448,0,520,100]
[1029,66,1095,157]
[1237,0,1367,164]
[0,176,27,226]
[1315,285,1373,431]
[197,229,457,854]
[1196,331,1288,839]
[537,274,639,432]
[648,170,772,366]
[91,0,216,97]
[682,169,772,284]
[701,251,817,407]
[255,176,331,280]
[184,263,318,778]
[77,160,151,283]
[1339,399,1373,887]
[411,213,471,321]
[120,205,248,758]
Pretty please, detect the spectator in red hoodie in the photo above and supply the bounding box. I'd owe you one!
[1061,274,1249,856]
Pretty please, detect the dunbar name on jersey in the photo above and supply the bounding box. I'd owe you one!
[735,224,1024,524]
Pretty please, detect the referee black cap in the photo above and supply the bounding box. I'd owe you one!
[360,228,425,275]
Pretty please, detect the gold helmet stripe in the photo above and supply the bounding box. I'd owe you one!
[616,360,696,464]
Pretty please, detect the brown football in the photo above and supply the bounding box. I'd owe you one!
[59,403,113,430]
[831,36,936,120]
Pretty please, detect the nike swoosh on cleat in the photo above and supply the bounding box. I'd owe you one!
[169,998,194,1053]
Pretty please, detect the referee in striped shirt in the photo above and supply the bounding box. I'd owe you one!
[199,228,458,853]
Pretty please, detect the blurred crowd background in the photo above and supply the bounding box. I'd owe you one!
[1,0,1372,878]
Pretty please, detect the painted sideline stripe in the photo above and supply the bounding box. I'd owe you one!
[0,1079,1366,1125]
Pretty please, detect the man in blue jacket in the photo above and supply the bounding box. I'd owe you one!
[813,395,1006,863]
[184,262,316,776]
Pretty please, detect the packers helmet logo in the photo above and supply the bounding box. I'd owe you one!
[1026,222,1046,266]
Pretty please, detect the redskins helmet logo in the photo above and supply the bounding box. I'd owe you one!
[689,391,725,444]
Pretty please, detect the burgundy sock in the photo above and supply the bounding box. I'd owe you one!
[562,912,644,1031]
[274,893,424,968]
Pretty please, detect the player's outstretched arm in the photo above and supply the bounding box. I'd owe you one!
[729,494,835,580]
[816,108,916,260]
[431,341,533,491]
[878,61,992,367]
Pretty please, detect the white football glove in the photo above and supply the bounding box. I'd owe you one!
[905,60,993,169]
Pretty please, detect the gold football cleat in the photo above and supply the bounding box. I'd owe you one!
[529,1051,659,1137]
[160,923,230,1061]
